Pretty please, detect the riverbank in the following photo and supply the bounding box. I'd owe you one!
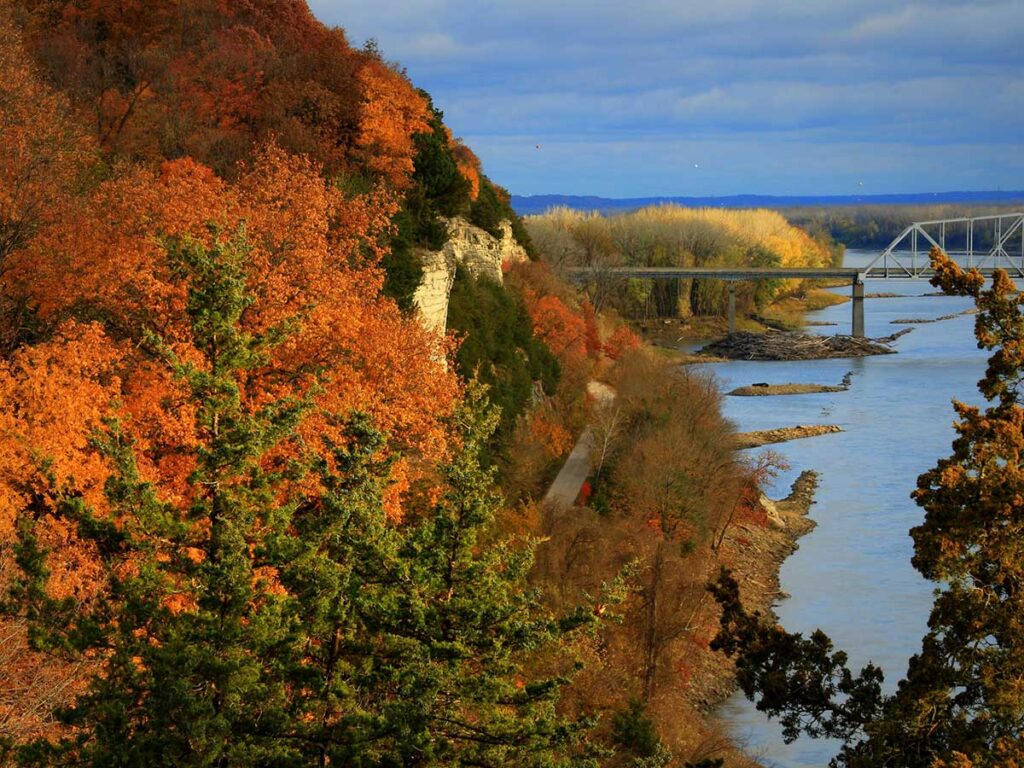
[686,471,819,709]
[528,344,834,767]
[633,286,849,349]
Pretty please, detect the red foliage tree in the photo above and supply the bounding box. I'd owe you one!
[603,325,642,360]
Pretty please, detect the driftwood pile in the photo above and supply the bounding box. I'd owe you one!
[701,329,912,361]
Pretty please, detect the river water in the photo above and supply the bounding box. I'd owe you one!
[707,250,989,767]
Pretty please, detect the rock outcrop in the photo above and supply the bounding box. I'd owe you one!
[413,217,529,334]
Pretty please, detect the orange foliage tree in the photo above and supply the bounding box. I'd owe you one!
[529,294,589,362]
[354,58,431,187]
[450,139,482,201]
[13,0,431,186]
[0,146,462,740]
[0,7,93,263]
[5,146,460,515]
[603,325,642,360]
[0,7,96,352]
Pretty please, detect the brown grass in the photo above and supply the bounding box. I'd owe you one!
[758,287,848,329]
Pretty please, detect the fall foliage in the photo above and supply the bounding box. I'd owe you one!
[355,58,431,186]
[0,1,783,765]
[526,205,839,320]
[1,144,462,576]
[0,8,93,264]
[0,7,484,744]
[3,237,600,766]
[527,349,777,766]
[11,0,401,181]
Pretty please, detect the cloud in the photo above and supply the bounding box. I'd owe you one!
[308,0,1024,195]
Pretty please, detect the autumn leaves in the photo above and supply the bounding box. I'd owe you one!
[0,4,475,744]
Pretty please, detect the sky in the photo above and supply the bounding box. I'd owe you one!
[309,1,1024,198]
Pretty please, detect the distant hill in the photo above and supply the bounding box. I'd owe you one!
[511,191,1024,216]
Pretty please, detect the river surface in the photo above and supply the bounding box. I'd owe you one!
[707,250,989,767]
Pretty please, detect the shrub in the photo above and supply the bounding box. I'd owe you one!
[612,699,664,758]
[447,266,560,454]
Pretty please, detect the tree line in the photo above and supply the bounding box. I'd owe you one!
[525,205,841,322]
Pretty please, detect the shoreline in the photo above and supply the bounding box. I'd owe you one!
[681,411,829,762]
[685,471,819,714]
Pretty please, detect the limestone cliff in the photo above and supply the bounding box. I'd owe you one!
[413,217,529,334]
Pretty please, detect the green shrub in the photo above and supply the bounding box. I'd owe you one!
[447,267,559,455]
[612,699,663,758]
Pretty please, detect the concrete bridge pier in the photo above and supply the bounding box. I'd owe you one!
[852,279,865,338]
[727,283,737,333]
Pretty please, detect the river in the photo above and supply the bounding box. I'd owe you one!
[707,250,990,767]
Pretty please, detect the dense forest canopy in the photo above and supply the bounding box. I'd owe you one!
[10,0,409,179]
[3,0,532,306]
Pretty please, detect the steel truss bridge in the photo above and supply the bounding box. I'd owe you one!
[862,212,1024,279]
[565,212,1024,338]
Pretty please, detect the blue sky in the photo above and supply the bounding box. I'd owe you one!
[309,1,1023,197]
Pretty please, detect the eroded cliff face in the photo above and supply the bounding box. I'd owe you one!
[413,217,529,334]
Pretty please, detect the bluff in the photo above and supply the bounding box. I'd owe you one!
[413,217,529,333]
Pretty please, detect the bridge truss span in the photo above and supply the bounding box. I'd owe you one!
[862,212,1024,279]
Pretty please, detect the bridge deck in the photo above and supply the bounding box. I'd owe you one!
[565,265,1012,281]
[566,267,862,281]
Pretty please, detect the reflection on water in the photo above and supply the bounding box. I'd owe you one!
[710,251,988,767]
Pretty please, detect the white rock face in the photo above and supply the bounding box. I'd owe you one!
[413,217,529,334]
[759,493,786,529]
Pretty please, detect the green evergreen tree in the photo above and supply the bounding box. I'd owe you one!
[8,231,312,766]
[446,266,560,454]
[6,232,599,767]
[709,248,1024,767]
[382,204,427,311]
[411,97,472,220]
[274,387,602,766]
[382,389,596,766]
